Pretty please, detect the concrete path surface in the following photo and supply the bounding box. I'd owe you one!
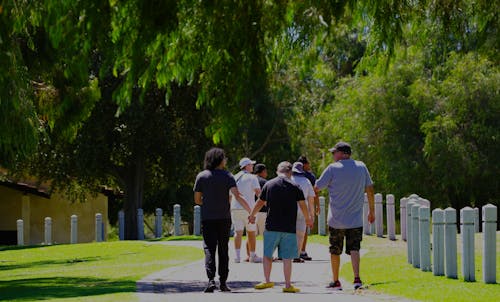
[137,240,414,302]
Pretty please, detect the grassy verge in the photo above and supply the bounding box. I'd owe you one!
[0,241,202,301]
[307,233,500,302]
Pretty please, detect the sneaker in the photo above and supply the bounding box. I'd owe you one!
[300,252,312,261]
[255,282,274,289]
[219,283,232,292]
[327,280,342,290]
[282,285,300,293]
[353,277,363,289]
[293,258,305,263]
[204,280,217,293]
[250,255,263,263]
[234,257,241,263]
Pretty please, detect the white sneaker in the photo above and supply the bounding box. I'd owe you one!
[235,257,241,263]
[250,255,263,263]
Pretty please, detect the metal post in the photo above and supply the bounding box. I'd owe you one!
[482,204,497,284]
[70,215,78,244]
[363,193,370,235]
[474,207,480,233]
[444,207,457,279]
[406,201,415,264]
[174,204,181,236]
[118,210,125,240]
[194,205,201,236]
[44,217,52,245]
[419,206,431,271]
[95,213,103,242]
[137,208,144,240]
[17,219,24,246]
[460,207,475,282]
[432,209,445,276]
[375,193,384,237]
[155,208,163,238]
[387,194,396,240]
[400,197,407,241]
[411,204,421,268]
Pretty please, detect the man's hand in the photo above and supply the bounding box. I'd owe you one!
[305,217,313,228]
[248,215,256,224]
[368,211,375,224]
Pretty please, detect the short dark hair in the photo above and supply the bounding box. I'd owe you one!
[204,147,226,170]
[297,155,309,164]
[254,163,266,174]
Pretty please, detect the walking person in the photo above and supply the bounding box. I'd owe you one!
[253,163,268,236]
[291,161,316,263]
[231,157,262,263]
[194,148,251,293]
[297,155,320,260]
[315,142,375,290]
[249,161,313,293]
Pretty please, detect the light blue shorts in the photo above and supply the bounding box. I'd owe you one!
[263,231,298,259]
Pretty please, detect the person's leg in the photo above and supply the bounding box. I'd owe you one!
[296,230,305,258]
[263,255,273,282]
[301,230,308,252]
[330,254,341,281]
[328,227,345,282]
[217,220,232,283]
[202,220,218,292]
[283,258,292,288]
[350,251,360,277]
[255,230,277,289]
[345,227,363,287]
[247,230,256,253]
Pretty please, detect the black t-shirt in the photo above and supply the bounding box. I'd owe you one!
[259,176,305,233]
[256,175,268,212]
[304,170,316,186]
[193,169,236,221]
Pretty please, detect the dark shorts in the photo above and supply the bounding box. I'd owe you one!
[328,227,363,255]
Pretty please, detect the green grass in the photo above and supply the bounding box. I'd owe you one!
[307,233,500,302]
[0,241,202,301]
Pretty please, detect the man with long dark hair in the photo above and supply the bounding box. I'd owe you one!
[194,147,250,292]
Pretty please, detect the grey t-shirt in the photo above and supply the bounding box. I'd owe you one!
[193,169,236,221]
[316,159,373,229]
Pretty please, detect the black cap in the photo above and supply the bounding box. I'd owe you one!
[254,163,266,174]
[328,142,352,154]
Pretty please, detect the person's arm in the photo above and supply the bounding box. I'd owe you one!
[313,187,320,215]
[365,185,375,223]
[248,199,266,224]
[298,200,313,227]
[194,191,203,205]
[307,196,315,223]
[230,187,251,213]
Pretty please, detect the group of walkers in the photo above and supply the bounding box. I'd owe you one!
[193,142,376,293]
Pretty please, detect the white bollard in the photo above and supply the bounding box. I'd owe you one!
[155,208,163,238]
[411,204,421,268]
[44,217,52,245]
[17,219,24,246]
[406,200,415,264]
[386,194,396,240]
[400,198,407,241]
[70,215,78,244]
[444,207,458,279]
[474,207,480,233]
[419,206,431,271]
[118,210,125,240]
[460,207,475,282]
[375,193,384,237]
[95,213,103,242]
[318,196,326,235]
[137,209,144,240]
[363,193,371,235]
[194,205,201,236]
[432,209,445,276]
[482,204,497,284]
[174,204,181,236]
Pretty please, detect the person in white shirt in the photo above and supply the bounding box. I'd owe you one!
[291,162,316,263]
[231,157,263,263]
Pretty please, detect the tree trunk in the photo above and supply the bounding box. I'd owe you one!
[123,156,145,240]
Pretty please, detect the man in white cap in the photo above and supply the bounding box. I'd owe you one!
[231,157,262,263]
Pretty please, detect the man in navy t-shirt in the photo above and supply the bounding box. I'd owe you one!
[249,161,313,293]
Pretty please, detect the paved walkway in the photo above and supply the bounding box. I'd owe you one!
[137,240,413,302]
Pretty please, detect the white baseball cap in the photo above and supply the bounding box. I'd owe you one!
[239,157,256,169]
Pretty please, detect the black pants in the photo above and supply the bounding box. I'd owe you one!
[202,219,232,282]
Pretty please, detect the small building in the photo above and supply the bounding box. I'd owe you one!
[0,172,108,245]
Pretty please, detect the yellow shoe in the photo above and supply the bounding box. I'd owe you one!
[255,282,274,289]
[282,285,300,293]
